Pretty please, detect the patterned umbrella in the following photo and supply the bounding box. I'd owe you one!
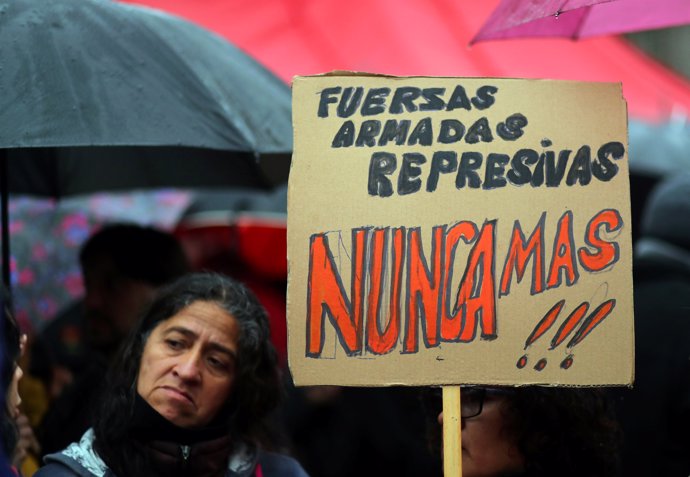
[8,190,192,331]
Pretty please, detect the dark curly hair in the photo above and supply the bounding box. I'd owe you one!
[422,386,621,477]
[92,272,282,475]
[80,223,191,286]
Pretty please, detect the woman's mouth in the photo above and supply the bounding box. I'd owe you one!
[161,386,195,406]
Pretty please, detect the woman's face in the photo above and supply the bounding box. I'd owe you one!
[136,301,239,428]
[6,364,23,418]
[439,393,525,477]
[6,335,26,419]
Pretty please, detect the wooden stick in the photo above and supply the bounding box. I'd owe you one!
[443,385,462,477]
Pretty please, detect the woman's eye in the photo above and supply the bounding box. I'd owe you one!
[208,357,225,368]
[165,339,184,350]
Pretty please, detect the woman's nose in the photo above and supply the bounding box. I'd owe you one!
[173,353,202,381]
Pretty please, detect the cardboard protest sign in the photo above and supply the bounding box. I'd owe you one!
[287,74,633,387]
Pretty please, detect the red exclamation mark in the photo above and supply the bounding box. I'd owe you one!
[517,299,565,369]
[560,299,616,369]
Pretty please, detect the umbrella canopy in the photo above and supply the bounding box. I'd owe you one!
[119,0,690,124]
[472,0,690,43]
[0,0,291,154]
[7,190,192,330]
[0,0,294,289]
[1,0,293,197]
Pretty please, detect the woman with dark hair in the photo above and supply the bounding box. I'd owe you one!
[36,272,309,477]
[2,291,25,475]
[424,386,621,477]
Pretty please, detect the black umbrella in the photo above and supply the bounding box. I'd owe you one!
[0,0,293,288]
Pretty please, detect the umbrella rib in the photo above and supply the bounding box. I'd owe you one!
[572,4,595,39]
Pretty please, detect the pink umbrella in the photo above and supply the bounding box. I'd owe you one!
[118,0,690,124]
[472,0,690,43]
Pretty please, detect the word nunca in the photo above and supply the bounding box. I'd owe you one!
[305,208,622,358]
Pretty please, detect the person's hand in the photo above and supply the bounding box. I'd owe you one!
[12,413,41,468]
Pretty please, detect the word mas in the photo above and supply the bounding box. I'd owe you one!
[306,208,622,358]
[317,85,626,197]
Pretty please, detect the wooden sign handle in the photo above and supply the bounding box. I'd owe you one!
[442,386,462,477]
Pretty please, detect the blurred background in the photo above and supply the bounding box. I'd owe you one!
[628,26,690,79]
[2,1,690,476]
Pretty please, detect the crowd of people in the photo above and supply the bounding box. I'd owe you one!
[1,172,690,477]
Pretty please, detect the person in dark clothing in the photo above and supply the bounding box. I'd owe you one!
[611,173,690,477]
[37,223,191,456]
[281,384,443,477]
[36,272,308,477]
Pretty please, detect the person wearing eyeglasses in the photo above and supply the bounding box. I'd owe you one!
[423,386,621,477]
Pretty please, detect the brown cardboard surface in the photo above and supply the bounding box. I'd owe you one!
[288,74,633,387]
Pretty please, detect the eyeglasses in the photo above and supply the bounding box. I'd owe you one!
[422,386,514,420]
[461,387,514,419]
[460,387,487,419]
